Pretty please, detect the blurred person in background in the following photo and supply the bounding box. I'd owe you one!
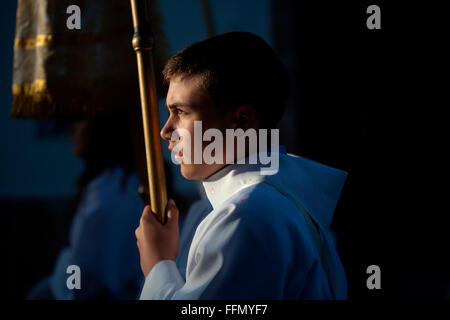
[27,113,144,299]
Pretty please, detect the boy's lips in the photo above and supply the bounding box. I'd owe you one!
[174,150,183,163]
[169,145,183,162]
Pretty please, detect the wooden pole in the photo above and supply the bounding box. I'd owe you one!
[130,0,167,224]
[199,0,215,38]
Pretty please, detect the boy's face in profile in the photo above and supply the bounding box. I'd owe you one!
[161,74,230,180]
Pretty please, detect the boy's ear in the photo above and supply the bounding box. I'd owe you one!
[231,104,259,130]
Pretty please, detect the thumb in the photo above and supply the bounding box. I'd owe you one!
[166,199,179,229]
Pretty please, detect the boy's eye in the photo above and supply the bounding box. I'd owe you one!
[176,109,186,116]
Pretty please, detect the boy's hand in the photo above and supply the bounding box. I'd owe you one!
[135,199,180,278]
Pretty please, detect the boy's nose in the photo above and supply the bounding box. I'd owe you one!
[160,119,173,141]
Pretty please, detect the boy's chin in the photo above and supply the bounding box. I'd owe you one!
[179,163,204,180]
[180,163,225,180]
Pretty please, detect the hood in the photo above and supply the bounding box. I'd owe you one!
[263,153,347,232]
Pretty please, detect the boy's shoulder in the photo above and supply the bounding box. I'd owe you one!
[224,181,308,231]
[229,181,292,210]
[204,181,319,260]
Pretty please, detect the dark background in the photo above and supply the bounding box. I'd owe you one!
[281,1,448,298]
[1,0,447,299]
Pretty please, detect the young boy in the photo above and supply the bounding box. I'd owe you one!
[135,32,348,299]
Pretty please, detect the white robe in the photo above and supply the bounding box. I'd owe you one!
[140,152,348,299]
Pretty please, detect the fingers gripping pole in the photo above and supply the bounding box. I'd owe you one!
[130,0,167,224]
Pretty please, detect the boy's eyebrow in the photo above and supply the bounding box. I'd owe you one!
[166,102,193,110]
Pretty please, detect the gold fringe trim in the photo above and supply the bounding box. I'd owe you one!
[10,79,140,119]
[12,79,48,95]
[14,34,53,49]
[12,79,97,95]
[13,12,165,50]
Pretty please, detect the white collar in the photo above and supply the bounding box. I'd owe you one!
[202,162,265,210]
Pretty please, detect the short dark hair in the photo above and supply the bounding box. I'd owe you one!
[163,32,290,128]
